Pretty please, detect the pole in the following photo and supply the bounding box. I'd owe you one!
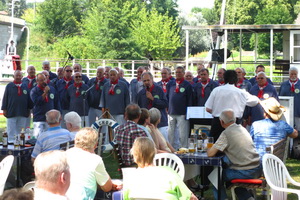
[185,30,189,70]
[21,26,30,68]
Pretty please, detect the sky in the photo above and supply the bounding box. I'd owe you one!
[177,0,215,13]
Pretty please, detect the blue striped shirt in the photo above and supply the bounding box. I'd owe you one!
[31,126,73,158]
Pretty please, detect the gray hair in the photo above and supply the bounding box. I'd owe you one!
[109,69,118,74]
[289,67,298,73]
[256,71,266,78]
[176,66,185,73]
[141,72,153,80]
[73,63,82,69]
[149,108,161,125]
[97,66,105,70]
[34,150,69,187]
[64,111,81,128]
[105,66,112,70]
[42,70,49,76]
[219,109,236,124]
[42,61,50,65]
[46,109,61,125]
[162,67,171,74]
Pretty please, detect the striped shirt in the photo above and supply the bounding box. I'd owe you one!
[31,126,73,158]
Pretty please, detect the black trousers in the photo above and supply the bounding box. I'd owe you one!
[209,117,242,142]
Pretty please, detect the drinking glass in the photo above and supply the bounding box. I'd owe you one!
[207,137,214,149]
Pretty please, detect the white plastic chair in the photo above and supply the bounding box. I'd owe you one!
[153,153,185,180]
[263,153,300,200]
[23,181,35,191]
[0,155,14,195]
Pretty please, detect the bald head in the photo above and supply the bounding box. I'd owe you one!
[220,109,236,125]
[46,109,61,125]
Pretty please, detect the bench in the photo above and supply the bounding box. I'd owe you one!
[229,138,289,200]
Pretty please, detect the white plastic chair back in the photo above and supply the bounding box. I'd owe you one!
[23,181,35,191]
[0,155,14,195]
[153,153,185,180]
[263,154,300,200]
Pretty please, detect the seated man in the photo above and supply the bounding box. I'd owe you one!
[66,127,120,200]
[64,111,81,137]
[34,150,70,199]
[208,109,261,200]
[31,110,74,161]
[114,104,148,167]
[250,97,298,158]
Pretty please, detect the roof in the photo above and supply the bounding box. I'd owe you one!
[182,24,300,33]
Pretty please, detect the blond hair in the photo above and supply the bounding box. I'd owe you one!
[131,137,156,167]
[75,127,98,151]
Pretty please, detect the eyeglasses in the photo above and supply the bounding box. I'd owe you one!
[66,70,72,72]
[75,76,82,78]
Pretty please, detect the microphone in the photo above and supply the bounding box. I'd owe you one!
[42,82,47,87]
[67,51,74,60]
[146,85,150,91]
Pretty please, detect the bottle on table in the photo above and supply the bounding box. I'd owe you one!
[25,127,31,142]
[14,133,20,148]
[2,131,8,147]
[20,128,25,147]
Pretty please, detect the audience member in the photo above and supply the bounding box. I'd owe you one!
[100,69,130,125]
[87,66,108,126]
[31,110,73,161]
[137,72,169,140]
[66,128,121,200]
[167,66,193,148]
[34,150,70,199]
[2,70,32,143]
[137,108,153,141]
[208,109,261,200]
[205,70,259,141]
[114,104,147,166]
[30,73,60,137]
[279,66,300,130]
[250,98,298,158]
[0,188,33,200]
[64,111,81,137]
[123,137,197,200]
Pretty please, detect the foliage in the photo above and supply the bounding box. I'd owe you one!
[177,12,210,56]
[35,0,84,41]
[131,8,181,60]
[191,7,218,25]
[82,0,140,59]
[145,0,179,19]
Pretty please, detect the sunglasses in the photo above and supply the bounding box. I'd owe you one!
[66,70,72,72]
[75,76,82,78]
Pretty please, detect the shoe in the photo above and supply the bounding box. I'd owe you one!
[189,184,209,192]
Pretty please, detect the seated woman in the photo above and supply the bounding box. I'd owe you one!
[148,108,175,153]
[66,127,121,200]
[123,137,197,200]
[148,108,201,192]
[137,108,154,141]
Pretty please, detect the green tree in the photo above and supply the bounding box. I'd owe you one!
[35,0,84,41]
[145,0,178,19]
[131,8,181,60]
[82,0,140,59]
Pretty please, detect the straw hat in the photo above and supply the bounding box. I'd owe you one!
[260,97,286,121]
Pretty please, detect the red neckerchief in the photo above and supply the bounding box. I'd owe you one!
[218,81,225,86]
[147,84,155,109]
[46,79,50,84]
[74,82,83,97]
[13,81,22,96]
[161,78,170,93]
[64,77,72,89]
[37,84,48,102]
[257,82,268,99]
[201,79,210,98]
[236,79,244,88]
[27,75,35,89]
[290,79,298,93]
[109,79,118,95]
[95,77,105,91]
[175,78,184,93]
[137,77,141,82]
